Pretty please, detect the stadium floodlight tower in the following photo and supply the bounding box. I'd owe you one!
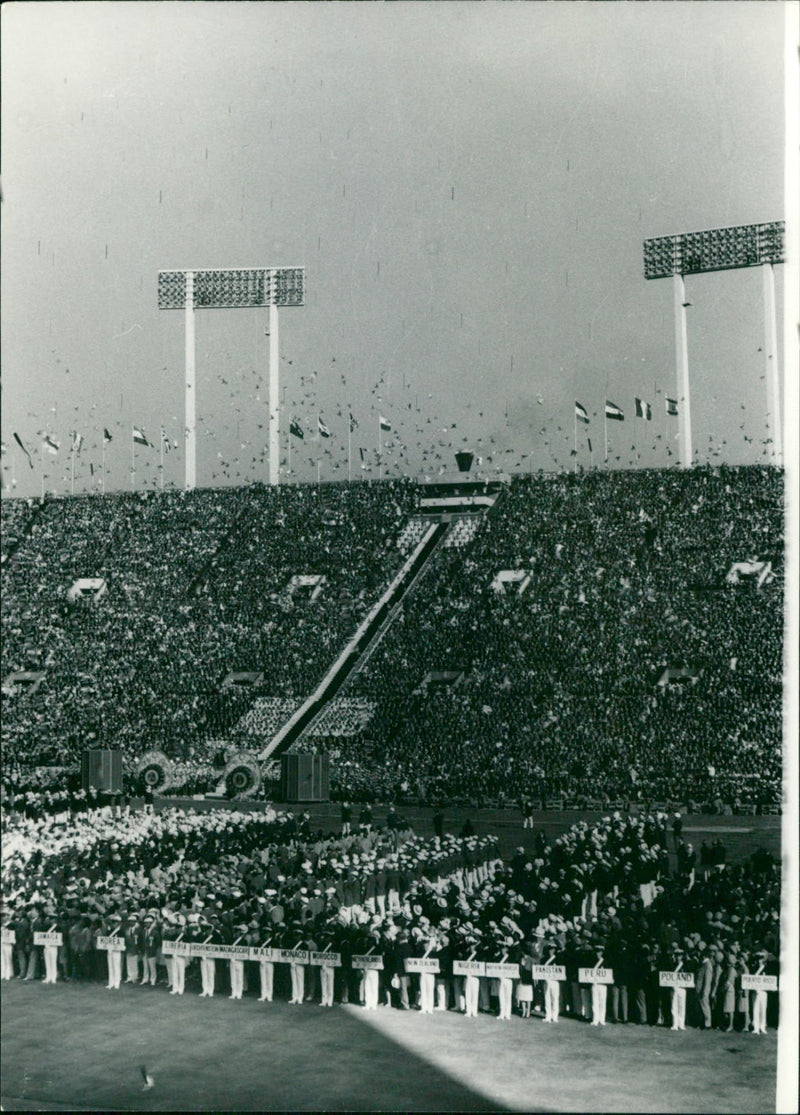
[643,221,784,468]
[157,267,305,488]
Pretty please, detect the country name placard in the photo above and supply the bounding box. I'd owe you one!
[2,929,16,944]
[352,954,384,970]
[310,951,342,968]
[579,967,614,984]
[531,964,567,980]
[741,974,778,992]
[453,960,486,977]
[404,957,440,974]
[485,962,520,979]
[161,940,195,956]
[34,932,63,946]
[659,971,695,988]
[278,949,309,964]
[97,936,126,952]
[249,947,281,962]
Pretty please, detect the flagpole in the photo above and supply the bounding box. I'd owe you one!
[604,409,608,466]
[348,423,352,484]
[379,421,383,481]
[573,411,578,473]
[160,430,164,491]
[101,438,106,495]
[131,428,135,491]
[762,262,782,464]
[40,442,45,500]
[71,442,75,496]
[288,429,292,482]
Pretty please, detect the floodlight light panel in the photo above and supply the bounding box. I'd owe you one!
[158,267,305,308]
[643,221,784,279]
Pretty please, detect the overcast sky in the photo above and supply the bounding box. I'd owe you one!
[0,1,788,496]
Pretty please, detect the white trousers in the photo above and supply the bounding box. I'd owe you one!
[464,975,480,1017]
[201,957,216,996]
[290,963,305,1003]
[419,972,435,1014]
[671,986,686,1030]
[752,990,767,1034]
[144,956,157,984]
[1,942,14,980]
[259,961,274,1002]
[591,983,607,1025]
[545,979,560,1022]
[171,955,185,995]
[498,977,513,1020]
[320,965,335,1006]
[229,959,244,999]
[125,952,140,983]
[363,968,379,1010]
[44,945,59,984]
[435,979,449,1011]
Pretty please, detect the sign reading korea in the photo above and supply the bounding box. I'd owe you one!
[404,957,440,974]
[658,971,695,988]
[96,936,126,952]
[530,965,567,981]
[741,974,778,992]
[352,954,384,971]
[310,951,342,968]
[579,967,614,984]
[34,932,63,947]
[485,962,520,979]
[453,960,486,977]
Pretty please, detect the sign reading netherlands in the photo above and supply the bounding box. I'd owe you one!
[404,957,440,974]
[2,929,16,944]
[741,974,778,992]
[96,936,126,952]
[310,951,342,968]
[34,932,63,946]
[485,962,520,979]
[530,964,567,981]
[579,967,614,984]
[352,954,384,970]
[658,971,695,988]
[452,960,486,977]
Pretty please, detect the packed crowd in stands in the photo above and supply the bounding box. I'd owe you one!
[1,481,416,765]
[1,465,784,808]
[327,465,783,807]
[1,800,780,1032]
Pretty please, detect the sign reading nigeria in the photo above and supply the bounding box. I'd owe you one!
[453,959,486,976]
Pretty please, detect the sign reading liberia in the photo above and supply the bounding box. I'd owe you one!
[34,932,63,946]
[96,936,126,952]
[404,957,440,974]
[352,955,384,970]
[161,940,195,956]
[485,962,520,979]
[310,951,342,967]
[453,960,486,976]
[741,974,778,992]
[659,971,695,988]
[531,965,567,980]
[579,967,614,984]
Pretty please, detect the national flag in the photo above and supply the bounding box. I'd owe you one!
[43,434,60,455]
[290,419,304,440]
[379,415,391,431]
[318,416,331,438]
[575,401,590,424]
[666,397,679,416]
[13,432,34,468]
[103,428,113,444]
[72,431,84,454]
[587,437,593,454]
[359,447,367,468]
[604,400,624,421]
[349,412,358,431]
[634,398,652,421]
[90,463,95,477]
[132,426,150,446]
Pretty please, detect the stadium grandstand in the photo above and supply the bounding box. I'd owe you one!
[1,465,783,812]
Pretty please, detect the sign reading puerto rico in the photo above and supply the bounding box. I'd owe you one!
[310,951,342,967]
[404,957,440,974]
[279,949,309,964]
[579,967,614,984]
[485,962,520,979]
[34,932,63,946]
[453,959,486,977]
[2,929,16,945]
[531,964,567,980]
[659,971,695,988]
[97,936,126,952]
[741,974,778,992]
[352,954,384,970]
